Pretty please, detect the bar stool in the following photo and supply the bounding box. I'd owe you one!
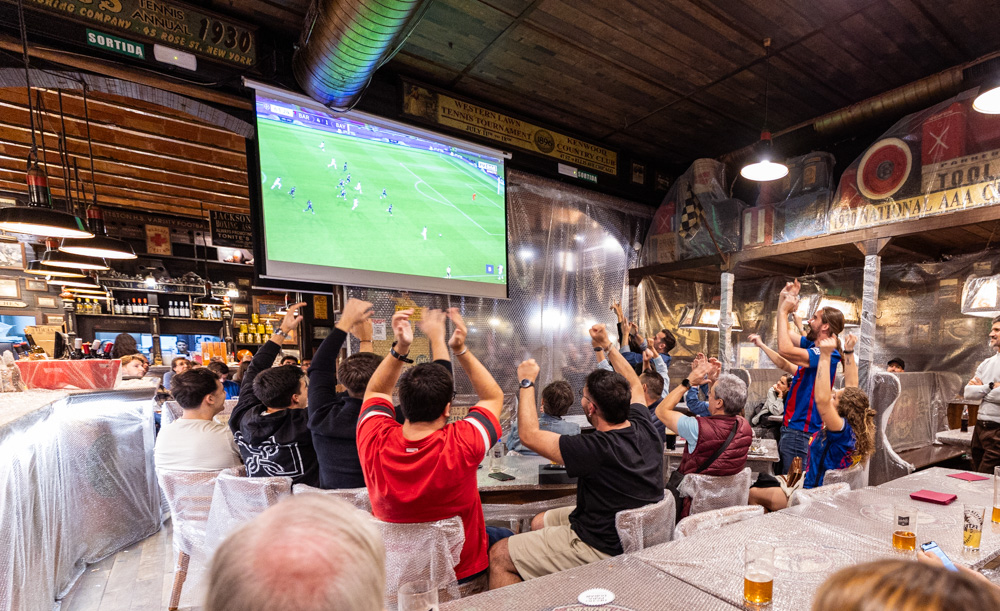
[614,495,676,552]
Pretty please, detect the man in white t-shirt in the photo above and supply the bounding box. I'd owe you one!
[965,315,1000,472]
[156,367,242,471]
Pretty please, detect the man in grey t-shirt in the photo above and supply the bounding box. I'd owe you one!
[965,315,1000,473]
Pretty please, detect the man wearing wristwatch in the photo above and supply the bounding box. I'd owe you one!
[965,315,1000,472]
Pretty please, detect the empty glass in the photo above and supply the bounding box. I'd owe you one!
[398,579,439,611]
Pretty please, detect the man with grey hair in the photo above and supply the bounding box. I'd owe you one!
[656,357,752,518]
[204,495,385,611]
[965,315,1000,473]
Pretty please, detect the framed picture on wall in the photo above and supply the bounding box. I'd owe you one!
[253,295,285,319]
[233,303,248,315]
[0,242,25,270]
[36,296,57,308]
[43,313,64,326]
[0,277,20,299]
[25,279,48,292]
[313,326,331,340]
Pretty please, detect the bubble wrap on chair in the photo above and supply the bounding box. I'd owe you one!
[481,495,576,533]
[374,516,464,610]
[823,460,869,490]
[293,483,372,512]
[673,505,764,540]
[615,495,676,553]
[678,467,752,515]
[202,469,292,555]
[788,482,850,507]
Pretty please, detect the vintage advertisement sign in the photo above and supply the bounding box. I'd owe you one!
[209,210,252,249]
[145,224,172,255]
[86,28,145,59]
[14,0,257,67]
[402,82,617,175]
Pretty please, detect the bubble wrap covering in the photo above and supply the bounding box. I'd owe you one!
[0,388,159,611]
[886,372,964,452]
[614,495,676,553]
[202,469,292,556]
[481,495,576,533]
[293,483,373,512]
[869,373,910,486]
[374,516,464,610]
[673,504,764,540]
[346,170,652,428]
[678,467,752,515]
[788,482,851,507]
[823,460,869,490]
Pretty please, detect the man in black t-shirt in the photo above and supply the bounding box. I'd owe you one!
[488,324,664,588]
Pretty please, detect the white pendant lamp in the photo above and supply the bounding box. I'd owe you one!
[740,38,789,182]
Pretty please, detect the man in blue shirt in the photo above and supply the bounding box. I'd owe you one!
[207,360,239,400]
[775,280,845,474]
[507,380,580,454]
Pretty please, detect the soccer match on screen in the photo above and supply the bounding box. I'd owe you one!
[256,96,508,286]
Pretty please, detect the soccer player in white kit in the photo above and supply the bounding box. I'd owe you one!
[355,182,362,194]
[327,157,337,167]
[352,198,358,211]
[422,226,427,240]
[270,177,282,189]
[446,266,451,278]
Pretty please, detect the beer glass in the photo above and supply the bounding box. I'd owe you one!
[892,505,917,552]
[993,467,1000,524]
[398,580,439,611]
[743,542,774,605]
[963,505,985,552]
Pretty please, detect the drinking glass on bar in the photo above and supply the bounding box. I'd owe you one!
[993,467,1000,524]
[892,505,917,552]
[963,505,985,552]
[398,579,439,611]
[743,542,774,605]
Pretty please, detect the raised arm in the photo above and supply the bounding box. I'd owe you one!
[815,337,844,431]
[418,308,450,364]
[447,307,503,418]
[515,359,564,463]
[351,317,374,353]
[842,334,858,388]
[749,333,798,375]
[363,309,413,404]
[657,359,712,433]
[776,281,811,367]
[591,323,644,405]
[309,298,372,401]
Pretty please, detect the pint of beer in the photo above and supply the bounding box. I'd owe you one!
[892,506,917,552]
[963,505,985,552]
[993,467,1000,523]
[743,543,774,605]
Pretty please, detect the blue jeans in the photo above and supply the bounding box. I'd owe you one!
[779,426,813,474]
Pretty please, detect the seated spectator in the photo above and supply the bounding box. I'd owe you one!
[506,380,580,455]
[229,304,319,486]
[749,336,873,511]
[280,355,299,367]
[639,369,671,445]
[111,332,139,359]
[162,356,192,390]
[204,495,385,611]
[300,359,311,371]
[813,557,1000,611]
[489,324,664,588]
[121,354,148,377]
[751,373,791,427]
[232,360,250,384]
[207,361,240,399]
[888,358,905,373]
[359,307,508,584]
[681,353,718,418]
[155,367,242,471]
[656,359,752,519]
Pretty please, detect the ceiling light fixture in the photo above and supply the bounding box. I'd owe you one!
[973,77,1000,114]
[41,248,109,270]
[59,274,102,290]
[741,38,789,182]
[25,239,87,277]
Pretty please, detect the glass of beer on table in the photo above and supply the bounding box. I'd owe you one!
[993,467,1000,523]
[892,506,917,552]
[964,505,985,552]
[743,542,774,605]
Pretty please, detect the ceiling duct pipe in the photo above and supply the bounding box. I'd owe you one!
[293,0,431,110]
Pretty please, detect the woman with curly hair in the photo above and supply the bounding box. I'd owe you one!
[750,335,875,511]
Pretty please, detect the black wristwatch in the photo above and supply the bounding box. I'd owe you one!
[519,379,534,389]
[593,346,604,352]
[389,341,414,363]
[681,378,691,389]
[990,382,995,391]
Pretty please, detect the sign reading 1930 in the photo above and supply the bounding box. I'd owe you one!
[17,0,257,67]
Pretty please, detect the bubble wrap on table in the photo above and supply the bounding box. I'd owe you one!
[202,469,292,556]
[936,427,974,447]
[375,516,464,610]
[823,460,869,490]
[441,554,739,610]
[789,483,851,507]
[636,511,896,610]
[615,495,676,553]
[674,505,764,540]
[293,483,372,512]
[0,388,159,611]
[679,467,752,515]
[481,495,576,533]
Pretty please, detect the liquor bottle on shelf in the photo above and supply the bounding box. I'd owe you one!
[124,298,133,315]
[93,299,102,315]
[142,298,148,314]
[113,299,122,315]
[182,300,191,318]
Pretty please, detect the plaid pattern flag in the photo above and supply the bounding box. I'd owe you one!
[678,185,702,239]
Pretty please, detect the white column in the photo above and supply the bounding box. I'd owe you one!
[719,272,735,373]
[858,254,881,395]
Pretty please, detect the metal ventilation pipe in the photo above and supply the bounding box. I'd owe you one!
[293,0,430,110]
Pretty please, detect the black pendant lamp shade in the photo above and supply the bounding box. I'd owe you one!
[194,281,224,306]
[24,260,86,278]
[41,248,109,270]
[0,164,93,238]
[59,208,136,259]
[59,274,102,290]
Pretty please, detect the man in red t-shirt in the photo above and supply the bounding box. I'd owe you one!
[357,307,503,582]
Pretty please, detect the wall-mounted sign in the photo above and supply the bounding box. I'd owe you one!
[209,210,252,249]
[0,300,27,308]
[145,224,172,255]
[13,0,257,67]
[313,294,328,320]
[402,82,617,175]
[86,28,145,59]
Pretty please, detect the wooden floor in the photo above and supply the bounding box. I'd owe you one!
[59,519,197,611]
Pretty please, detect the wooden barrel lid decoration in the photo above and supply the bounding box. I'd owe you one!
[857,137,913,200]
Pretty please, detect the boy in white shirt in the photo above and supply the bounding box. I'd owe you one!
[156,367,242,471]
[966,315,1000,472]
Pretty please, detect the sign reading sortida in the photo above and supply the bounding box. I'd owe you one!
[10,0,256,67]
[402,83,617,175]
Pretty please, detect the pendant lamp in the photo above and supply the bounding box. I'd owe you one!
[973,78,1000,114]
[42,249,109,270]
[24,239,86,277]
[740,38,789,182]
[59,274,103,290]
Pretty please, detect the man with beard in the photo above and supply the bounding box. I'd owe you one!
[775,280,845,473]
[964,316,1000,472]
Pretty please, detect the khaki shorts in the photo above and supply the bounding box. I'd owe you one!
[506,505,611,580]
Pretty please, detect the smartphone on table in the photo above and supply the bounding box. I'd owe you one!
[920,541,958,572]
[488,472,515,481]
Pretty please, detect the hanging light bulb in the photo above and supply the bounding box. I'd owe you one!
[740,38,790,182]
[973,78,1000,114]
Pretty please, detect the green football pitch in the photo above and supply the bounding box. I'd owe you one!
[258,119,507,283]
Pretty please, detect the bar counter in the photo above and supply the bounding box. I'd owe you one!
[0,383,161,611]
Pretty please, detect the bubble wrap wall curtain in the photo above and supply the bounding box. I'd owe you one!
[346,170,652,428]
[859,255,881,396]
[719,272,734,373]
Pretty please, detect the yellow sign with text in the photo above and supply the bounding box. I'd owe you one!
[403,83,617,175]
[829,179,1000,232]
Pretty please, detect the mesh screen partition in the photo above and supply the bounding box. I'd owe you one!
[345,170,652,432]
